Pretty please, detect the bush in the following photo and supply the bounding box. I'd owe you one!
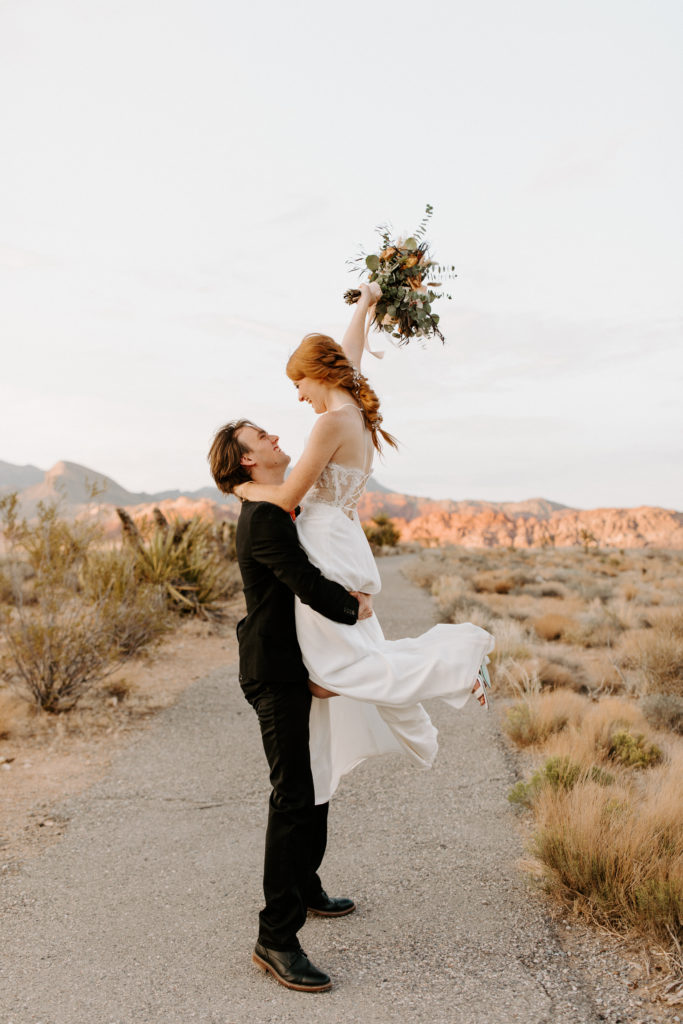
[619,629,683,696]
[503,689,587,747]
[532,613,578,641]
[509,756,613,809]
[79,549,170,657]
[0,497,235,712]
[535,657,587,692]
[641,693,683,735]
[363,513,400,550]
[530,769,683,947]
[608,729,663,769]
[2,600,124,712]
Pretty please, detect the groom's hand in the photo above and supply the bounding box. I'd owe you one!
[350,590,373,620]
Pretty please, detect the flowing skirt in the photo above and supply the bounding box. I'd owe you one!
[295,502,495,804]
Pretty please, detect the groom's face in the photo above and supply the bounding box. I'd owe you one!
[237,424,291,475]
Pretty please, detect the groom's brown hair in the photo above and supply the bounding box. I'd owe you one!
[208,419,256,495]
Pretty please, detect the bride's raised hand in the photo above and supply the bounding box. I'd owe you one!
[343,281,383,367]
[359,281,382,307]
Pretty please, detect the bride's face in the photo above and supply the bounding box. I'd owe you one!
[294,376,328,414]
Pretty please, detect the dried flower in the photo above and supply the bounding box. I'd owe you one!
[344,204,456,346]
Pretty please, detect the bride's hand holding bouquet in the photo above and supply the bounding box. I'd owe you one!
[345,204,455,347]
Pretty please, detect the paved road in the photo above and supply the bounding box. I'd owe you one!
[0,556,631,1023]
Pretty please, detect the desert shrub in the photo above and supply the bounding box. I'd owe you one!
[430,575,495,629]
[606,598,653,631]
[608,730,663,769]
[535,657,586,692]
[530,768,683,947]
[570,579,612,603]
[404,552,447,590]
[471,569,532,594]
[0,498,189,712]
[431,573,467,617]
[1,600,125,712]
[79,548,171,656]
[618,628,683,696]
[494,659,541,697]
[363,513,401,550]
[509,756,613,809]
[531,613,578,642]
[538,584,568,598]
[117,508,238,616]
[489,618,532,663]
[503,689,587,747]
[641,693,683,735]
[565,602,623,648]
[0,565,14,604]
[0,497,128,710]
[643,605,683,637]
[544,697,665,772]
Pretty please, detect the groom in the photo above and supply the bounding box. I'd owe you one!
[208,419,371,993]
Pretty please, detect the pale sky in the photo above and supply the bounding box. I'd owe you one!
[1,0,681,508]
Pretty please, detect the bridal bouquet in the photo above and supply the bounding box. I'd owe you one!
[344,204,456,345]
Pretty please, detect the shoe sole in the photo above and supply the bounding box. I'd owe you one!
[307,902,356,918]
[252,952,332,992]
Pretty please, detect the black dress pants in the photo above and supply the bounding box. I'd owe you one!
[240,676,328,951]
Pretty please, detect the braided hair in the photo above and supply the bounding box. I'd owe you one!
[286,334,398,454]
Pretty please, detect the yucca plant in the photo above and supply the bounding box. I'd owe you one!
[116,508,236,617]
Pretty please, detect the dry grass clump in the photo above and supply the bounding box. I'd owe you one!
[530,763,682,946]
[618,628,683,697]
[532,613,579,642]
[490,652,588,698]
[641,694,683,735]
[404,551,455,590]
[542,697,655,766]
[488,618,532,664]
[535,656,587,692]
[506,686,682,956]
[504,693,667,771]
[643,605,683,637]
[471,569,531,594]
[503,689,588,746]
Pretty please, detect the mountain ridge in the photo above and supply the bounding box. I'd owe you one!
[2,459,681,548]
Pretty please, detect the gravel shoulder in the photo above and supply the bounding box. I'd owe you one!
[0,554,666,1024]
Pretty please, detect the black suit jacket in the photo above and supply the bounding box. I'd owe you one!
[235,501,359,683]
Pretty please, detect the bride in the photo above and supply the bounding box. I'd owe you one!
[234,283,494,802]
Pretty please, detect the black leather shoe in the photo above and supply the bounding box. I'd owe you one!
[252,942,332,992]
[307,889,356,917]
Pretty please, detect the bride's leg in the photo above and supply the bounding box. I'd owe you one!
[308,679,337,699]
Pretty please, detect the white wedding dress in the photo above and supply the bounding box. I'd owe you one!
[294,406,495,804]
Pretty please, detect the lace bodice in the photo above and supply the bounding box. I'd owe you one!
[305,461,372,518]
[302,403,373,518]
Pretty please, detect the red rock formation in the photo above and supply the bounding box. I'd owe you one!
[395,503,683,549]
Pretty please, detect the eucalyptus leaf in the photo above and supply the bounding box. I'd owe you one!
[366,254,380,271]
[404,237,417,251]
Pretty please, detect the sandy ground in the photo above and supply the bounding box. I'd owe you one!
[0,556,675,1024]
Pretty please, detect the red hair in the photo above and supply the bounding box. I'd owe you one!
[286,334,398,454]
